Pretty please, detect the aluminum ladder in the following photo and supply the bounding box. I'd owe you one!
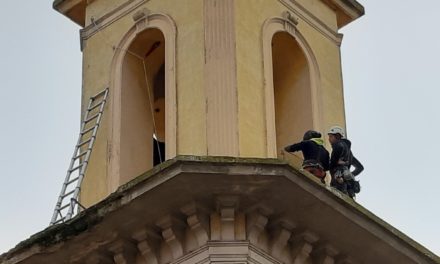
[50,88,109,225]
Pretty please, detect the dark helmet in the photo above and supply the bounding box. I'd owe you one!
[303,130,322,141]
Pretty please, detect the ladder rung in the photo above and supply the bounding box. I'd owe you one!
[61,190,75,199]
[69,163,84,173]
[53,217,66,225]
[84,113,100,123]
[59,203,70,211]
[78,138,92,147]
[74,150,89,160]
[91,89,107,100]
[88,101,104,111]
[81,125,97,135]
[50,87,108,226]
[66,177,79,186]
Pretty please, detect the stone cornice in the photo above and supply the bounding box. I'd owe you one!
[79,0,346,50]
[59,0,344,47]
[322,0,365,28]
[54,0,364,30]
[53,0,86,26]
[79,0,147,50]
[1,156,439,263]
[277,0,344,45]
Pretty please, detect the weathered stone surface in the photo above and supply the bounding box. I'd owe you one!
[1,156,439,263]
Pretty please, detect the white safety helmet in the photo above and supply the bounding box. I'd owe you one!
[327,126,346,138]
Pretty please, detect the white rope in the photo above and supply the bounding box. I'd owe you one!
[142,59,163,164]
[91,18,163,164]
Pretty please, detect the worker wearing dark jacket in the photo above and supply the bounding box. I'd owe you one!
[327,126,364,198]
[284,130,330,180]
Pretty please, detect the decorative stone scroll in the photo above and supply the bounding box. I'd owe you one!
[108,240,138,264]
[132,8,151,33]
[282,11,299,37]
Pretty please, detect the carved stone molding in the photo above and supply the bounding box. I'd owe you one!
[156,215,187,260]
[65,201,355,264]
[108,240,138,264]
[211,196,244,241]
[313,243,340,264]
[246,209,269,246]
[6,159,426,264]
[80,0,148,50]
[291,231,319,264]
[132,8,150,22]
[282,10,299,25]
[269,219,295,261]
[132,8,151,34]
[180,202,210,249]
[132,228,161,264]
[281,11,299,36]
[277,0,343,45]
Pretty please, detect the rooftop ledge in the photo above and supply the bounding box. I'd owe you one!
[1,155,439,263]
[53,0,364,28]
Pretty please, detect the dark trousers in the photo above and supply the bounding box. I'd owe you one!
[331,178,356,199]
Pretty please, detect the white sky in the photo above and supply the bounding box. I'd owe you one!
[0,0,439,257]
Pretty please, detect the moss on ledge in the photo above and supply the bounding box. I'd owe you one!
[1,155,439,263]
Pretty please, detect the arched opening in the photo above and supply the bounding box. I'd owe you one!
[120,28,166,184]
[271,31,313,162]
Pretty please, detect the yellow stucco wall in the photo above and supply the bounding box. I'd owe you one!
[81,0,206,206]
[296,0,338,30]
[235,0,345,158]
[85,0,126,26]
[79,0,346,207]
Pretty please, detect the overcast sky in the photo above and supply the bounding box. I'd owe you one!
[0,0,439,257]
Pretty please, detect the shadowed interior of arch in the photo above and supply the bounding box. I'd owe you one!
[272,31,313,164]
[120,28,166,184]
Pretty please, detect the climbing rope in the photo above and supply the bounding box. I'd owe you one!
[91,18,164,164]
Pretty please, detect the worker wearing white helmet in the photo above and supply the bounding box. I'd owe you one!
[327,126,364,198]
[328,126,346,138]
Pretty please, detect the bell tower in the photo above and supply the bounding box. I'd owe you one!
[4,2,440,264]
[53,0,364,206]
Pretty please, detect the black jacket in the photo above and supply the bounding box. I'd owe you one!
[284,139,330,171]
[330,139,364,176]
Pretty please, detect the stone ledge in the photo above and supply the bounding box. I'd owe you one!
[322,0,365,28]
[53,0,364,28]
[1,156,439,263]
[53,0,86,27]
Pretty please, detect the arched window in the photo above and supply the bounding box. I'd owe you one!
[110,13,177,189]
[263,17,322,161]
[120,28,166,182]
[272,32,313,160]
